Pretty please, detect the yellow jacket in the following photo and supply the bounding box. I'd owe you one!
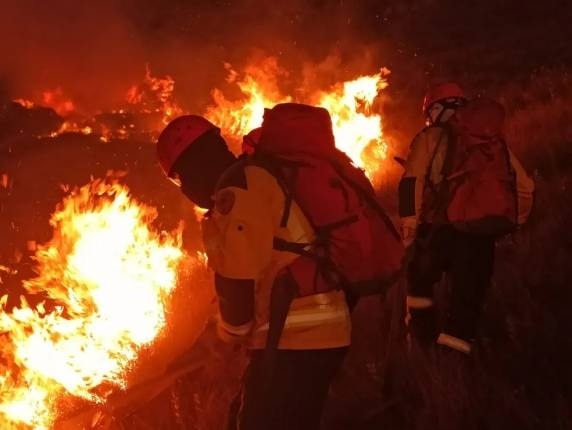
[399,125,535,241]
[201,162,351,350]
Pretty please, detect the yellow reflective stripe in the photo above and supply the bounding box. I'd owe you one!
[255,308,349,333]
[218,318,253,337]
[407,295,434,309]
[509,150,535,225]
[292,292,342,308]
[437,333,472,354]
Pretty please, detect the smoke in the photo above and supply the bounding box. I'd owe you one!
[0,0,144,111]
[0,0,389,114]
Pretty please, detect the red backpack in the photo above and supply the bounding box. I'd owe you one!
[253,103,404,297]
[442,98,518,235]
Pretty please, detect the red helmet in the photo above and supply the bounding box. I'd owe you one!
[422,82,466,114]
[157,115,219,177]
[242,127,262,155]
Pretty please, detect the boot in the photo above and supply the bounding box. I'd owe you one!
[408,307,438,352]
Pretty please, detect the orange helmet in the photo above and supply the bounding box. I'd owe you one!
[156,115,219,177]
[242,127,262,155]
[422,82,466,114]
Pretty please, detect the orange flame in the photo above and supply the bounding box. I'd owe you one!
[11,61,390,179]
[314,69,390,178]
[42,88,75,117]
[13,99,35,109]
[126,65,183,126]
[49,122,93,138]
[0,174,184,429]
[205,58,291,146]
[204,60,390,179]
[13,66,182,141]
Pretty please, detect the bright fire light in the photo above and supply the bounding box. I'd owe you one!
[314,69,390,178]
[126,64,183,126]
[0,174,184,429]
[205,58,292,146]
[11,61,391,179]
[205,60,390,179]
[41,88,75,117]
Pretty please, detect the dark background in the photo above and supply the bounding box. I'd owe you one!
[1,0,570,112]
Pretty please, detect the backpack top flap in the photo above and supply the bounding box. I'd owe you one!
[450,97,505,139]
[257,103,336,157]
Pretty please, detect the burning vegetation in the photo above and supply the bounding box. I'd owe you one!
[6,59,392,179]
[205,58,391,179]
[2,0,570,428]
[0,58,394,428]
[0,174,184,429]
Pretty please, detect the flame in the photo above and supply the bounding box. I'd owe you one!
[42,88,75,117]
[193,206,209,223]
[126,65,183,126]
[204,60,390,179]
[205,58,291,146]
[0,174,184,429]
[49,122,93,138]
[10,61,390,179]
[12,66,182,141]
[314,69,390,178]
[13,99,35,109]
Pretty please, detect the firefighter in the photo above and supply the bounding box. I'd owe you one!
[156,115,351,430]
[399,83,534,354]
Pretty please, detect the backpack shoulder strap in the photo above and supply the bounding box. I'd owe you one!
[214,157,249,193]
[419,123,457,221]
[328,151,401,241]
[423,124,453,179]
[246,153,308,228]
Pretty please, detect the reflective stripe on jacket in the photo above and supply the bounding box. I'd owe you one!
[202,163,351,350]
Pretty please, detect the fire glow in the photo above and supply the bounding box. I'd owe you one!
[205,58,292,142]
[205,60,390,179]
[313,69,390,178]
[0,175,184,429]
[126,64,183,126]
[1,60,392,427]
[12,60,391,179]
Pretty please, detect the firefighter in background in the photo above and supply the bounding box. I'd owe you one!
[156,115,351,430]
[399,83,534,354]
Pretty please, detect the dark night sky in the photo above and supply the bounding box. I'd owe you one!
[0,0,570,113]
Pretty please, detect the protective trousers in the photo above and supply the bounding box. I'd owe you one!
[227,348,347,430]
[406,225,495,352]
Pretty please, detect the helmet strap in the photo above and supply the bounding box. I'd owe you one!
[426,98,465,125]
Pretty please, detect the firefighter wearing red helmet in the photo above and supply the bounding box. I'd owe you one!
[422,82,466,125]
[398,83,534,355]
[157,114,351,430]
[156,115,236,208]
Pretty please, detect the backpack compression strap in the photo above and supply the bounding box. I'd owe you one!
[328,155,401,241]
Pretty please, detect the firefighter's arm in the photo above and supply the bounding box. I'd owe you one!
[214,274,255,343]
[398,128,440,246]
[203,180,276,343]
[509,150,535,226]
